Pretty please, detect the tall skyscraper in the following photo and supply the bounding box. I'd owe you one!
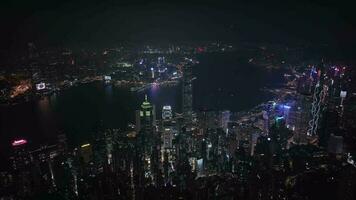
[134,95,158,185]
[287,96,311,142]
[80,143,93,164]
[219,110,230,133]
[182,65,193,119]
[308,62,327,136]
[262,110,270,135]
[162,105,173,120]
[162,128,173,149]
[10,139,30,171]
[10,139,32,197]
[136,95,156,134]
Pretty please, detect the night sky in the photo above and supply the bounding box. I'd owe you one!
[1,0,355,50]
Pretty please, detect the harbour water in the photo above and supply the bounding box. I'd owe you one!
[0,52,285,155]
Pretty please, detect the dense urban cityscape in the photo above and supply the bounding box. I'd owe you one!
[1,0,356,200]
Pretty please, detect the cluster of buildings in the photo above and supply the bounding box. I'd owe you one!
[1,44,356,199]
[0,42,233,105]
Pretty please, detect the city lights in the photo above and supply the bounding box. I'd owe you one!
[11,139,28,146]
[1,1,355,199]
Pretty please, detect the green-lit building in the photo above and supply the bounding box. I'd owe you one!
[135,95,160,186]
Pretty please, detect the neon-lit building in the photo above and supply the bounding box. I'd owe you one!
[10,139,30,170]
[135,95,159,184]
[136,95,156,133]
[12,139,28,146]
[9,138,33,197]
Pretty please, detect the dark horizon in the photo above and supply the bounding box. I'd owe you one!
[1,0,356,50]
[1,1,356,200]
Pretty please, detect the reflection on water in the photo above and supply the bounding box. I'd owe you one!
[37,96,58,143]
[105,84,113,101]
[0,53,284,152]
[38,96,50,115]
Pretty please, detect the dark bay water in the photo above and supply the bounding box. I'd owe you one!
[0,52,285,155]
[0,84,181,152]
[194,53,285,111]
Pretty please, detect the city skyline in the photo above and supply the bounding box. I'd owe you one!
[1,1,356,200]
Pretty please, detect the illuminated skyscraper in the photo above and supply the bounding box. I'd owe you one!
[151,67,155,79]
[287,96,311,139]
[219,110,230,133]
[10,139,30,170]
[262,110,269,135]
[162,128,173,149]
[136,95,156,134]
[135,95,158,185]
[80,143,93,164]
[10,139,32,197]
[250,132,260,156]
[162,105,173,120]
[308,62,327,136]
[182,65,193,119]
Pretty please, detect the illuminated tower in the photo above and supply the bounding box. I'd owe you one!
[135,95,159,185]
[151,67,155,79]
[219,110,230,133]
[308,62,328,136]
[262,110,269,135]
[288,97,311,139]
[136,95,156,134]
[182,64,193,120]
[10,139,32,197]
[162,105,173,120]
[339,90,347,116]
[11,139,30,170]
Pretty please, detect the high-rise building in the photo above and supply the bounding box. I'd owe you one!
[162,105,173,120]
[136,95,156,134]
[182,65,193,119]
[162,128,173,149]
[80,143,93,164]
[10,139,30,171]
[135,95,159,185]
[287,96,311,136]
[158,56,165,65]
[9,139,32,197]
[150,67,155,79]
[262,110,270,135]
[308,62,327,136]
[57,134,68,152]
[327,134,344,154]
[250,132,260,156]
[219,110,230,133]
[29,144,60,190]
[297,74,313,95]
